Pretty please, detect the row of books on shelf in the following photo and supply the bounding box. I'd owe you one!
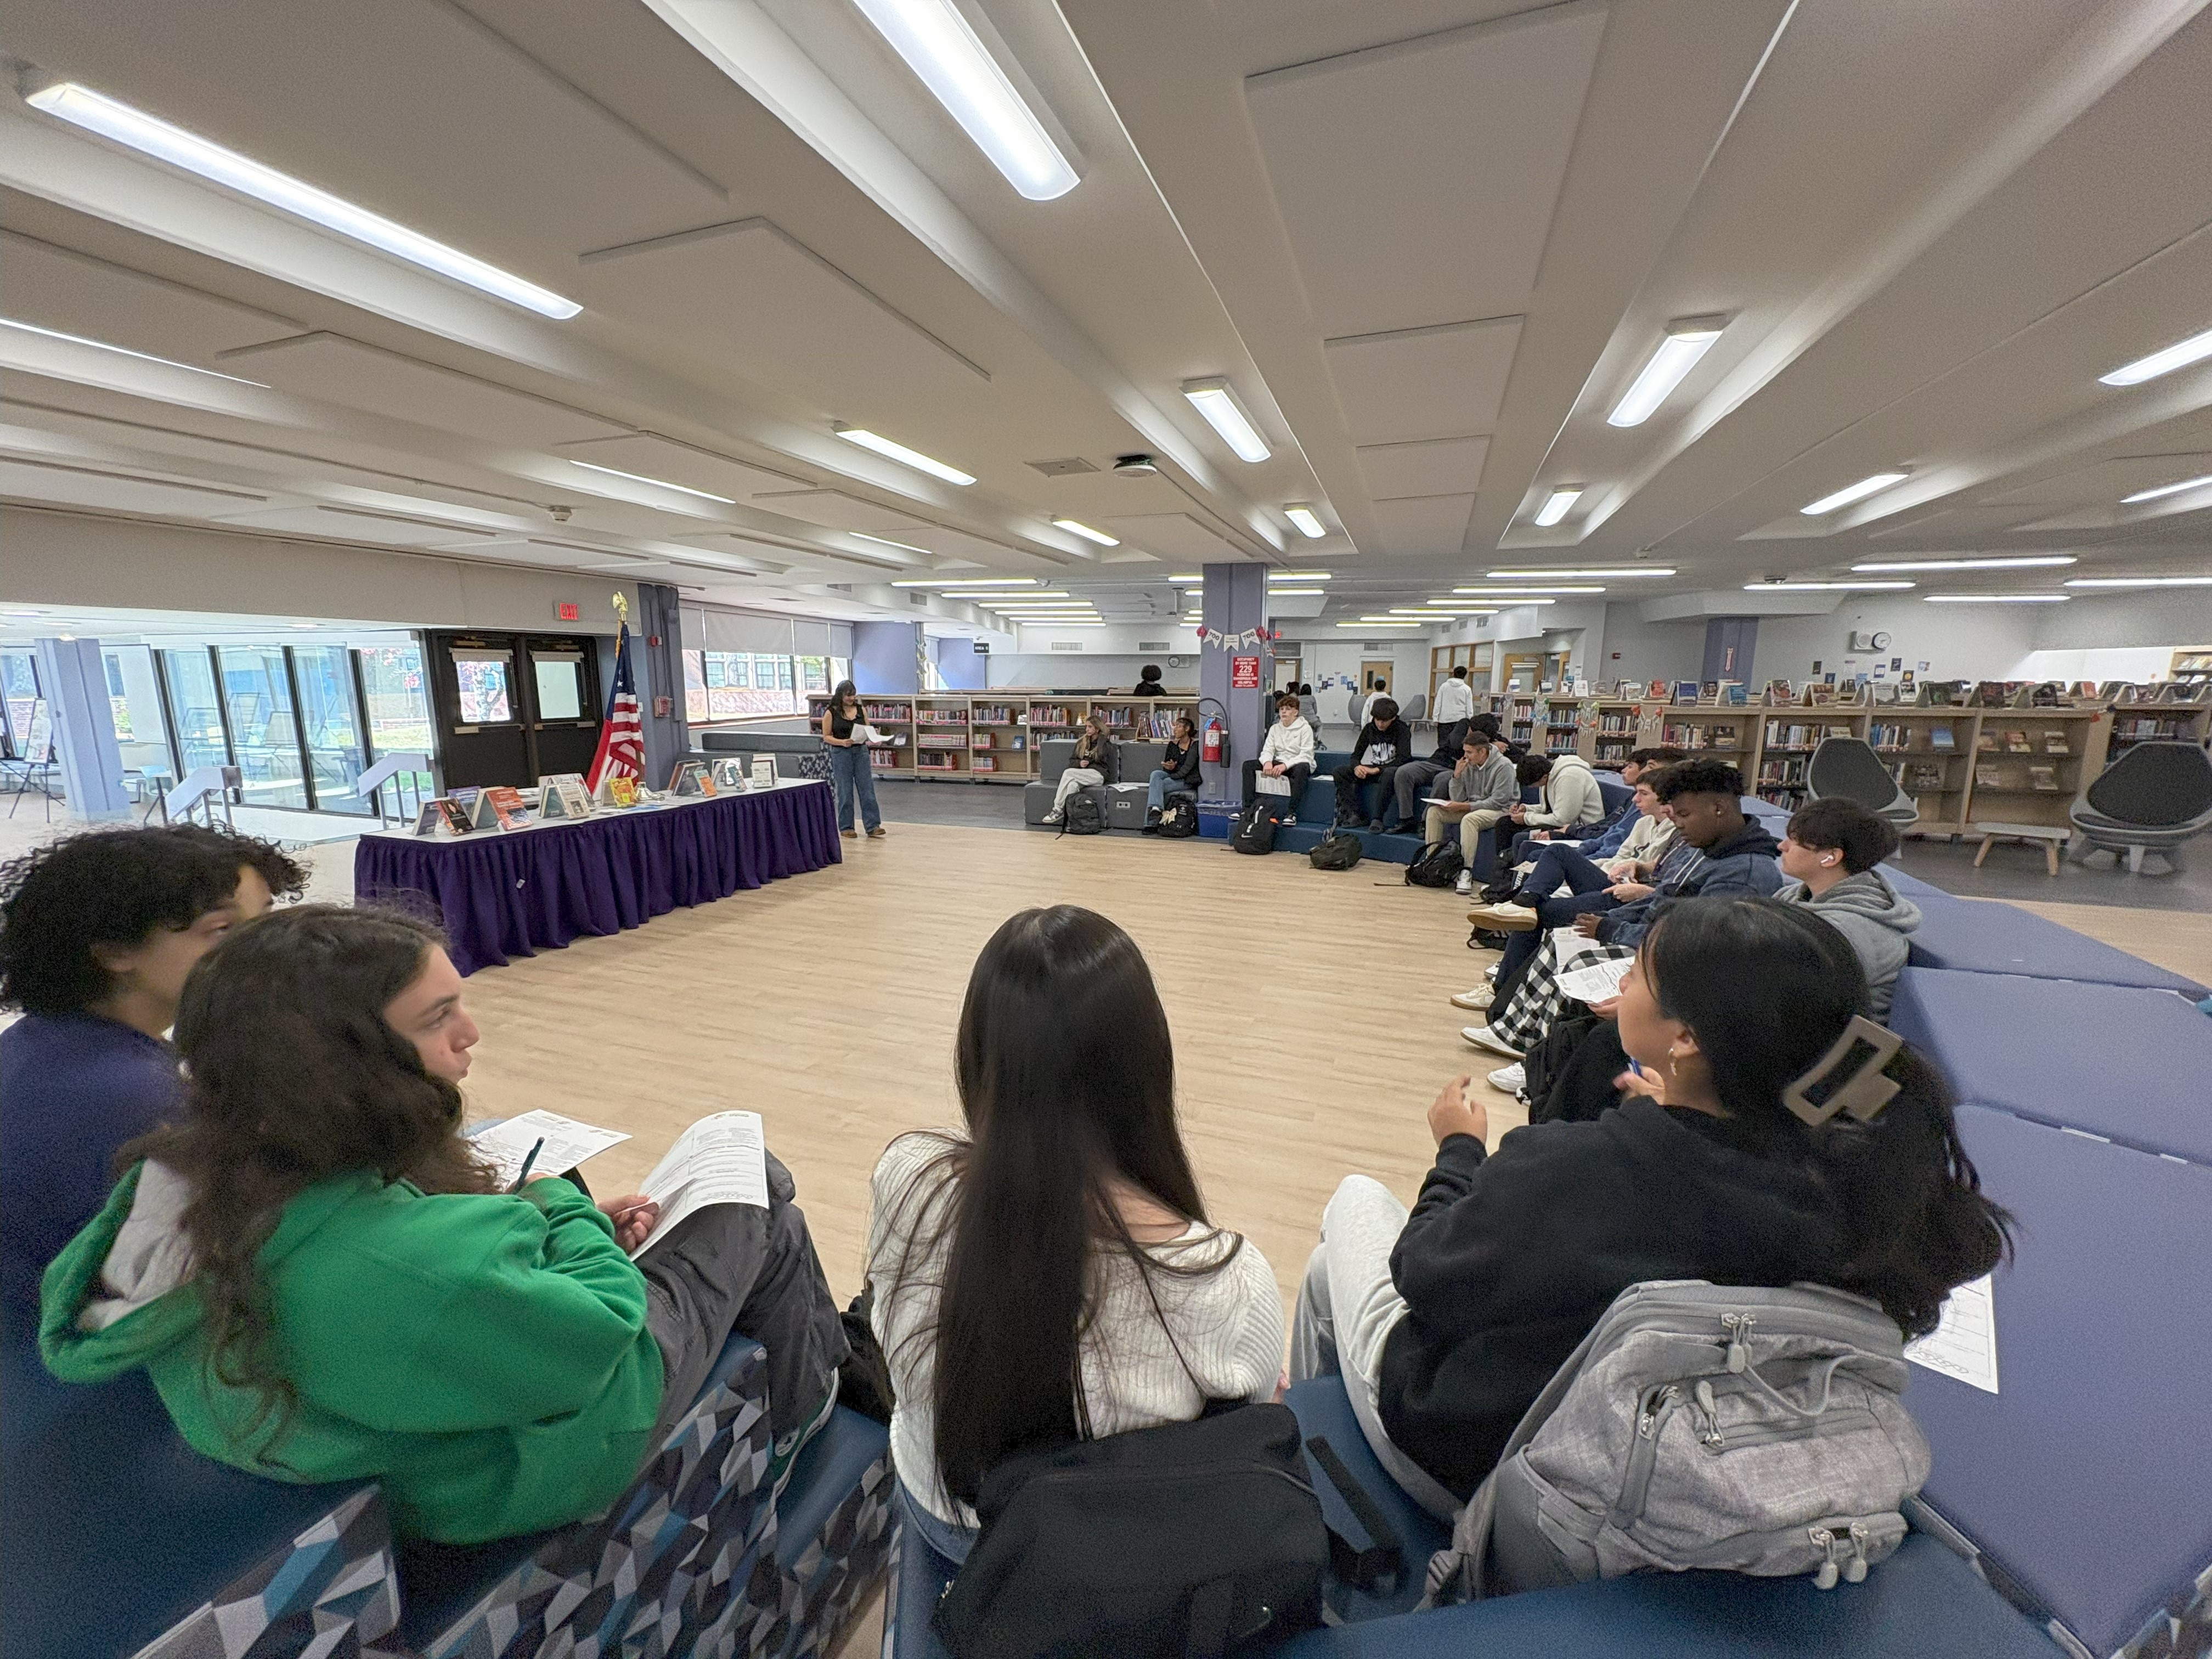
[1657,722,1745,750]
[1763,723,1858,751]
[1975,728,2073,755]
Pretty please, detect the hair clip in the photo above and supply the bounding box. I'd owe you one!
[1781,1016,1903,1127]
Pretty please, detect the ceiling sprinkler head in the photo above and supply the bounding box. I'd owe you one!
[548,504,574,522]
[1112,454,1160,477]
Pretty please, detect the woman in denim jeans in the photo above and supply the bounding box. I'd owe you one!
[820,680,885,839]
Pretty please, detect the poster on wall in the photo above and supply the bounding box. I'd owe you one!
[1231,654,1262,690]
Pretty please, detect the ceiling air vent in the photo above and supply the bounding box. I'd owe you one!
[1028,457,1098,477]
[1049,640,1085,652]
[1138,640,1170,651]
[909,591,928,606]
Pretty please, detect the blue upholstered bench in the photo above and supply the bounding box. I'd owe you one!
[1902,895,2206,994]
[1891,967,2212,1165]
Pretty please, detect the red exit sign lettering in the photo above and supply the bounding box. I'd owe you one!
[554,601,582,623]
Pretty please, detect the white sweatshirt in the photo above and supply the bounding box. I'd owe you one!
[1432,678,1477,725]
[1259,716,1317,770]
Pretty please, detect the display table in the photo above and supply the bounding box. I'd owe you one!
[354,780,840,974]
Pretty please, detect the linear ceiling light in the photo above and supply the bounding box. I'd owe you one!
[2120,473,2212,504]
[1270,569,1330,582]
[1532,487,1583,527]
[1452,585,1602,595]
[890,577,1039,588]
[1922,594,2070,603]
[1050,517,1119,546]
[567,461,734,504]
[832,424,975,485]
[0,317,270,385]
[1268,587,1325,596]
[1181,379,1271,462]
[1387,609,1465,618]
[1168,573,1203,583]
[2098,326,2212,387]
[854,533,938,556]
[1852,555,2076,572]
[24,82,580,318]
[1744,580,1915,591]
[2063,575,2212,588]
[849,0,1079,200]
[1487,566,1675,579]
[1801,472,1909,515]
[1340,620,1420,628]
[1607,316,1727,427]
[1284,504,1328,539]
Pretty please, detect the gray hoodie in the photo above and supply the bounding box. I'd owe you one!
[1526,752,1605,830]
[1779,868,1923,1020]
[1447,749,1519,814]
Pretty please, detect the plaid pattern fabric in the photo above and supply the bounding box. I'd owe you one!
[1490,930,1634,1052]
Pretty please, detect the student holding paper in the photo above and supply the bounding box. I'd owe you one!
[821,678,886,840]
[1419,729,1517,893]
[36,906,847,1545]
[1251,692,1317,819]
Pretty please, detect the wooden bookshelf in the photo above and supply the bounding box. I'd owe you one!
[1587,701,1641,767]
[1866,710,1973,834]
[1654,708,1757,765]
[1756,715,1870,811]
[914,695,973,780]
[804,693,918,777]
[1538,694,1585,757]
[2104,697,2211,766]
[1962,707,2106,830]
[803,691,1203,786]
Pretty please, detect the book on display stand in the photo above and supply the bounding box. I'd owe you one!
[436,798,476,835]
[538,774,596,819]
[483,785,532,831]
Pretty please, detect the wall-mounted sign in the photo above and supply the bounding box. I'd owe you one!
[1231,653,1262,690]
[973,640,991,655]
[554,601,582,623]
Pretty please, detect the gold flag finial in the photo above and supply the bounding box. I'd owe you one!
[612,591,631,625]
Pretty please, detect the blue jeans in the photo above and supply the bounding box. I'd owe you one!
[1519,844,1616,903]
[1493,890,1617,988]
[899,1477,977,1570]
[828,743,881,832]
[1146,769,1193,814]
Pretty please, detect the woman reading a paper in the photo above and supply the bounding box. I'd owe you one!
[822,678,886,840]
[35,906,848,1544]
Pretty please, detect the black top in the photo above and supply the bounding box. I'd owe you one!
[1161,741,1201,787]
[1425,718,1470,766]
[1348,720,1414,770]
[828,701,860,740]
[1134,674,1166,695]
[1378,1100,1852,1500]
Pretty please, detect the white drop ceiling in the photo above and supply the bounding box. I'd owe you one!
[0,0,2205,645]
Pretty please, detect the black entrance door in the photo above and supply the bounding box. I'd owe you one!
[427,630,607,788]
[522,637,604,780]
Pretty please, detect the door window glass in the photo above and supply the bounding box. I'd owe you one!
[682,649,709,723]
[293,645,371,815]
[357,644,434,755]
[531,650,585,720]
[103,646,175,784]
[217,646,308,809]
[451,648,515,724]
[161,650,229,778]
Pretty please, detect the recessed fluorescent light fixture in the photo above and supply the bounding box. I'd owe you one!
[1168,573,1203,583]
[891,577,1039,588]
[1386,610,1464,618]
[1269,569,1330,582]
[567,461,735,504]
[1743,580,1915,591]
[849,0,1080,201]
[2098,326,2212,387]
[1852,556,2076,572]
[855,534,939,556]
[2063,575,2212,588]
[1921,594,2070,603]
[1607,315,1727,427]
[1488,567,1675,579]
[1284,505,1328,539]
[1532,487,1583,527]
[832,424,975,486]
[2120,473,2212,504]
[1268,587,1325,596]
[24,82,581,318]
[1801,472,1909,515]
[1181,379,1271,462]
[1452,585,1603,596]
[1339,620,1419,629]
[1051,517,1119,546]
[0,317,272,386]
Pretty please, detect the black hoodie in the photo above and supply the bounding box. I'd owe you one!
[1347,719,1414,771]
[1376,1101,1853,1501]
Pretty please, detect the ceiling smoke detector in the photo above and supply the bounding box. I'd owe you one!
[1112,454,1160,477]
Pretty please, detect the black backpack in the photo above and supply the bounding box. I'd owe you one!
[1308,828,1364,871]
[1404,840,1463,888]
[1229,802,1278,855]
[932,1403,1327,1659]
[1156,791,1199,839]
[1060,792,1106,837]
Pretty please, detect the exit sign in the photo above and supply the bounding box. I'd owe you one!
[554,601,581,623]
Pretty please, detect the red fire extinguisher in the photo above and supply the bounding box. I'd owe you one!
[1201,714,1226,765]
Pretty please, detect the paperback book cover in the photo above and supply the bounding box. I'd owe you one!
[1929,725,1955,751]
[1974,764,2001,788]
[437,797,476,834]
[2042,732,2070,754]
[484,785,532,831]
[2029,765,2059,792]
[2004,731,2033,754]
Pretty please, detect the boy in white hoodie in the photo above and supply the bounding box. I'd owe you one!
[1510,751,1605,834]
[1253,692,1317,821]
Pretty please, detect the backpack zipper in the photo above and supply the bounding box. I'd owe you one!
[1608,1385,1682,1527]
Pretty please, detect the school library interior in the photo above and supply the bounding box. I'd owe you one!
[2,3,2209,1657]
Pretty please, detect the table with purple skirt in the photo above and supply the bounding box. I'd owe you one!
[353,779,841,974]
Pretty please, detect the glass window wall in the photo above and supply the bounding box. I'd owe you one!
[161,649,229,780]
[103,645,176,787]
[292,645,372,815]
[3,651,42,755]
[217,646,309,810]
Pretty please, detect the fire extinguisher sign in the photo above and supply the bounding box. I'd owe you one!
[1231,654,1262,690]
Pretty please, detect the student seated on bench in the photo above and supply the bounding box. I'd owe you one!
[1253,692,1317,819]
[1464,773,1677,944]
[1141,715,1203,832]
[1293,896,2012,1513]
[1503,749,1605,847]
[1,826,302,1317]
[1333,696,1414,831]
[1487,747,1684,887]
[1387,712,1499,833]
[1778,797,1922,1020]
[1421,729,1518,894]
[867,906,1282,1567]
[1042,713,1111,825]
[38,906,848,1544]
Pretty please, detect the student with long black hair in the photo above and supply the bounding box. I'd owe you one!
[1294,895,2011,1514]
[821,678,885,839]
[868,906,1283,1567]
[38,906,847,1544]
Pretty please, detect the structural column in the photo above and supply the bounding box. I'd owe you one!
[34,636,132,820]
[1198,562,1271,800]
[635,581,689,789]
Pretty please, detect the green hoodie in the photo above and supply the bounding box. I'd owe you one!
[40,1161,666,1545]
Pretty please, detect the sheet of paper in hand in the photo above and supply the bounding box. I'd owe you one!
[470,1109,631,1186]
[1255,774,1291,797]
[1554,955,1635,1005]
[632,1111,771,1258]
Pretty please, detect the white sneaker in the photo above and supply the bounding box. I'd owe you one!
[1460,1024,1525,1059]
[1453,870,1475,896]
[1449,988,1492,1011]
[1042,811,1063,824]
[1488,1061,1526,1097]
[1485,962,1500,980]
[1463,901,1540,933]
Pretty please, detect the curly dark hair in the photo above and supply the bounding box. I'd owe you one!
[121,905,499,1446]
[0,827,303,1015]
[1653,757,1746,802]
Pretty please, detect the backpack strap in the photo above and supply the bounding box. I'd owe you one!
[1304,1436,1403,1592]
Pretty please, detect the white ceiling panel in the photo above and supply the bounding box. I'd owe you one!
[217,334,630,448]
[1324,317,1522,447]
[0,235,301,365]
[578,218,991,411]
[1102,512,1250,561]
[1,456,269,517]
[1245,4,1608,337]
[1980,454,2212,507]
[213,504,504,547]
[1864,505,2039,540]
[551,433,805,499]
[1368,492,1474,555]
[749,488,937,535]
[1357,435,1491,499]
[448,537,661,569]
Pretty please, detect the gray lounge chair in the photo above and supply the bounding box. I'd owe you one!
[2067,740,2212,874]
[1806,736,1919,827]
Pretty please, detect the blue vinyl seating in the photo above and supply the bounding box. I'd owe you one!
[1890,967,2212,1165]
[1901,893,2206,995]
[1905,1105,2212,1659]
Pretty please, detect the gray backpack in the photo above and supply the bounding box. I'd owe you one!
[1425,1280,1928,1605]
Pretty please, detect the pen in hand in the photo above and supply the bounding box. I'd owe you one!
[508,1136,546,1192]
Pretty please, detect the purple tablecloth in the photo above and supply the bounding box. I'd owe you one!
[353,781,841,974]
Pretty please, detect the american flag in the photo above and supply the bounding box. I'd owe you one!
[586,622,645,792]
